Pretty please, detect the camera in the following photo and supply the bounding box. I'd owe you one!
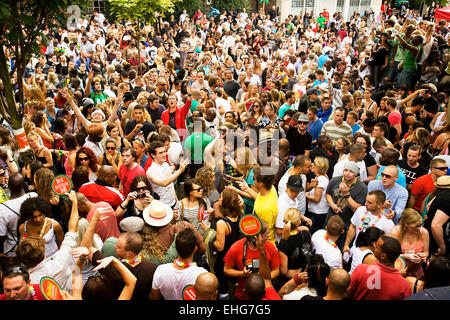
[135,192,146,199]
[247,259,260,273]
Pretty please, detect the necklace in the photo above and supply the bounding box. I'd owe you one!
[121,254,143,265]
[359,212,381,231]
[174,259,197,268]
[29,285,37,300]
[324,233,338,248]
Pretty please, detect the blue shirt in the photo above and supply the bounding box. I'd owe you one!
[367,179,408,223]
[351,123,361,135]
[318,107,332,123]
[307,118,324,149]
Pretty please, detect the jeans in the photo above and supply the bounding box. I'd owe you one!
[398,69,417,91]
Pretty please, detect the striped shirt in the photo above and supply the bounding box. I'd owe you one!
[321,120,353,143]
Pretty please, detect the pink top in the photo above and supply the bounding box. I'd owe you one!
[401,228,425,254]
[64,150,76,177]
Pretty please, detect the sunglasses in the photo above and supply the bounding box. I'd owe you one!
[135,187,147,192]
[106,146,116,150]
[4,266,29,278]
[381,173,393,178]
[192,187,203,192]
[79,157,90,162]
[433,167,448,171]
[299,121,309,125]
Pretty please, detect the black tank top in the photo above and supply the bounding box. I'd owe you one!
[216,217,242,262]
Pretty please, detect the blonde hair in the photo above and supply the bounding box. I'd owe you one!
[33,168,56,201]
[234,147,257,178]
[141,224,169,263]
[398,208,422,243]
[314,156,329,175]
[282,208,301,241]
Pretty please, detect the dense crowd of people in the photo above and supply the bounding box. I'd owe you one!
[0,5,450,301]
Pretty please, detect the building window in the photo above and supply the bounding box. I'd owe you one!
[336,0,345,12]
[292,0,305,8]
[92,0,105,13]
[305,0,315,9]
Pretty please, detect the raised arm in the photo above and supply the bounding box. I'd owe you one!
[61,88,89,128]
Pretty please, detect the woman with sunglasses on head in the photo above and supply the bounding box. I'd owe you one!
[116,175,157,219]
[389,208,429,278]
[17,197,64,259]
[75,146,100,182]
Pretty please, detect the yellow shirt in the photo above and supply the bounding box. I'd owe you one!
[253,186,278,244]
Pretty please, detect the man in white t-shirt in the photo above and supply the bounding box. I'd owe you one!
[146,140,187,208]
[275,175,311,243]
[333,144,368,183]
[311,215,345,270]
[278,155,318,216]
[150,228,207,300]
[343,190,395,255]
[0,173,38,257]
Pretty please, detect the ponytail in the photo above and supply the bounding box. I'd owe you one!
[282,221,292,241]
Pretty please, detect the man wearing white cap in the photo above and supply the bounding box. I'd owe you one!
[325,161,368,249]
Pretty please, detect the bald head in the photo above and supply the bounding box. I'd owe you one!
[194,272,218,300]
[97,165,116,186]
[8,172,25,196]
[327,269,351,297]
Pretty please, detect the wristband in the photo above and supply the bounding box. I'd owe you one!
[120,203,126,209]
[293,273,302,286]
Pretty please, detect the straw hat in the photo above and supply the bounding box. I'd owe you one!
[435,175,450,189]
[142,200,173,227]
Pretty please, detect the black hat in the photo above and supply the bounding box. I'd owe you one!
[287,175,304,192]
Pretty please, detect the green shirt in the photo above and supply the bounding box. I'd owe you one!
[403,44,421,71]
[394,34,409,63]
[184,132,213,163]
[317,16,326,28]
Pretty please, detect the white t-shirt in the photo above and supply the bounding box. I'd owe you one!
[311,229,342,270]
[332,155,368,183]
[146,162,176,207]
[278,169,306,215]
[350,206,395,246]
[307,175,330,214]
[350,247,373,275]
[152,263,207,300]
[275,192,298,243]
[0,192,38,256]
[283,286,317,300]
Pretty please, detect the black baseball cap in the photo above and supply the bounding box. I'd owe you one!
[287,175,304,192]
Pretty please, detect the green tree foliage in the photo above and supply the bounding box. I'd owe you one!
[213,0,251,13]
[174,0,203,17]
[108,0,179,22]
[0,0,87,160]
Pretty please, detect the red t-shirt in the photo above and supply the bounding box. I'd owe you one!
[388,111,402,126]
[411,173,435,211]
[223,238,280,300]
[263,286,281,300]
[118,164,146,196]
[0,284,46,300]
[79,182,124,210]
[349,262,411,300]
[87,202,120,242]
